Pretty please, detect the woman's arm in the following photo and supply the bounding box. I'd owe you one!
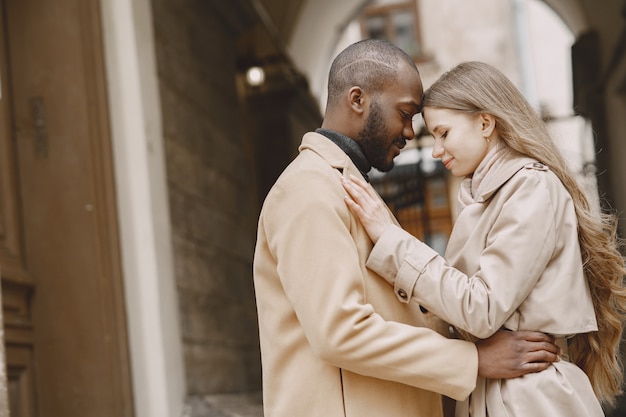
[342,174,561,372]
[342,173,556,339]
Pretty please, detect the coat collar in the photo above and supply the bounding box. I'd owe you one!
[474,154,540,203]
[299,131,368,182]
[315,128,371,180]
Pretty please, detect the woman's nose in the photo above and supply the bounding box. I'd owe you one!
[432,138,443,158]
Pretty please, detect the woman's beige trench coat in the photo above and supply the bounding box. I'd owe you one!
[367,154,604,416]
[253,132,478,417]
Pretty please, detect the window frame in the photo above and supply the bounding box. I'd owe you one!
[359,2,428,62]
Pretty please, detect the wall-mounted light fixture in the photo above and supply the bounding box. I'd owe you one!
[245,66,265,87]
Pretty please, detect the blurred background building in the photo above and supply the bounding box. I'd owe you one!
[0,0,623,416]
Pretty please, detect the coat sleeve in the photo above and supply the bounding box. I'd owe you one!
[261,167,477,400]
[366,171,556,339]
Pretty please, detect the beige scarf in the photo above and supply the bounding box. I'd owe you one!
[457,144,515,210]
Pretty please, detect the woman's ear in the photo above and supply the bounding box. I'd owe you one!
[348,87,366,115]
[479,113,496,138]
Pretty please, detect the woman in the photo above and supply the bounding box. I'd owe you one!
[341,61,626,417]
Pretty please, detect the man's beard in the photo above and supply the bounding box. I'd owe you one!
[357,100,401,173]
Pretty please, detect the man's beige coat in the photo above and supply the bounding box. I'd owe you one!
[253,132,477,417]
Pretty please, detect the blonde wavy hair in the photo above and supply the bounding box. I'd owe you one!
[423,61,626,405]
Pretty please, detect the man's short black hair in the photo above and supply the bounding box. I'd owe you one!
[326,39,418,106]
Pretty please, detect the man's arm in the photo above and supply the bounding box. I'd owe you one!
[477,330,560,378]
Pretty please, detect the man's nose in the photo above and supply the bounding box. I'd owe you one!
[403,122,415,140]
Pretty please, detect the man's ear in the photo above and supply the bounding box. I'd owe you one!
[348,87,366,115]
[479,113,496,138]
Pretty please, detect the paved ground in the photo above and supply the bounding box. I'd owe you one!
[185,392,263,417]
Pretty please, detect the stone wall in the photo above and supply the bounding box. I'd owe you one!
[151,0,262,396]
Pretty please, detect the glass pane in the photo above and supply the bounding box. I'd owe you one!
[426,232,448,256]
[391,10,420,57]
[427,177,448,208]
[364,15,388,41]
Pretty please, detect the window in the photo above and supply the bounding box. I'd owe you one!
[360,2,426,61]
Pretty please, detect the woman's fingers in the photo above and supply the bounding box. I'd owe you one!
[342,176,376,208]
[341,175,391,243]
[341,178,367,217]
[341,177,368,207]
[349,174,379,200]
[343,194,364,216]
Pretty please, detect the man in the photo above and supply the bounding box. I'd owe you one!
[253,39,558,417]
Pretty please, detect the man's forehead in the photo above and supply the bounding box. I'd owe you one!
[388,75,423,110]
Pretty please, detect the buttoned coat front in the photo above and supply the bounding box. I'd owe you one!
[367,153,603,416]
[253,132,478,417]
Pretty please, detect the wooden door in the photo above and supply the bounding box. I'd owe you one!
[0,0,133,416]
